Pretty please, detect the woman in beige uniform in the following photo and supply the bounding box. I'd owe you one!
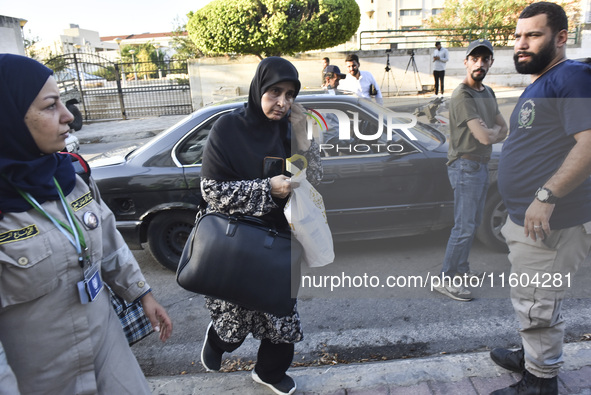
[0,54,172,394]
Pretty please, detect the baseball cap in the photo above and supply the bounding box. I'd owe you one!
[466,39,494,57]
[324,65,346,79]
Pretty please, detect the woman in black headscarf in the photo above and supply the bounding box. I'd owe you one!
[200,57,322,394]
[0,54,172,394]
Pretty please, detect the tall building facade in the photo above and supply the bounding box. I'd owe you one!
[357,0,445,32]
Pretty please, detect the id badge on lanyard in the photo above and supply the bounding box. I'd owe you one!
[77,261,104,304]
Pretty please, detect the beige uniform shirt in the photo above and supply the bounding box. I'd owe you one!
[0,176,151,394]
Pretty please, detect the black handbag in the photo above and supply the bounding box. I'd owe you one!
[176,213,302,317]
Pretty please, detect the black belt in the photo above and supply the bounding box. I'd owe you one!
[461,154,490,163]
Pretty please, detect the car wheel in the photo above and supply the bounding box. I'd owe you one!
[477,188,509,252]
[67,103,83,131]
[147,211,196,271]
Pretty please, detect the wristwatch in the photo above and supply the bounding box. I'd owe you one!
[535,187,558,204]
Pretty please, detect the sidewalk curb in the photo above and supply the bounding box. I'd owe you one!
[147,341,591,394]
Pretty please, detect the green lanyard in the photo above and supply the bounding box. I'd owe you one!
[17,178,89,267]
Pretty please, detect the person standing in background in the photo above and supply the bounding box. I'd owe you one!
[321,57,330,84]
[321,57,330,72]
[433,39,507,302]
[322,65,346,92]
[433,41,449,96]
[339,53,383,104]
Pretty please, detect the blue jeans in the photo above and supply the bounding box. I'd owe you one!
[441,158,489,277]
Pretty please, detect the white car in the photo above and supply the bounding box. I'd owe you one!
[65,133,80,153]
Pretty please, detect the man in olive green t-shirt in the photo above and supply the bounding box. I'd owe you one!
[433,39,508,302]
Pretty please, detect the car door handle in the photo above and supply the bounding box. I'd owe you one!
[320,174,339,184]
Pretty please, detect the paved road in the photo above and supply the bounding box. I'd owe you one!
[129,231,591,378]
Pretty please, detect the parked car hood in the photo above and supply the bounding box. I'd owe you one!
[88,142,144,168]
[89,155,127,167]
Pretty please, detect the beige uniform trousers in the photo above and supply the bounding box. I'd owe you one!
[502,218,591,378]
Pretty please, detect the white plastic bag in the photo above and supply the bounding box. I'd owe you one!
[284,155,335,267]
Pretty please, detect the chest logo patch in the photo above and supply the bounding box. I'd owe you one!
[71,191,93,211]
[0,225,39,245]
[518,99,536,129]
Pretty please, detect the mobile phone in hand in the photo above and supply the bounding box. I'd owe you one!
[263,156,285,178]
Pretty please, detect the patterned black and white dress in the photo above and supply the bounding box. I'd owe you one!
[200,141,322,344]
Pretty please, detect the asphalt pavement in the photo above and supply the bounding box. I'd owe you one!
[77,88,591,394]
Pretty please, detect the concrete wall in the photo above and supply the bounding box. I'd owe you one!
[0,15,26,55]
[188,28,591,109]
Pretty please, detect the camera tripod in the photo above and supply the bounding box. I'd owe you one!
[396,50,423,96]
[380,53,397,97]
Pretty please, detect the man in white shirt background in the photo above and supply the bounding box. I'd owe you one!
[433,41,449,96]
[339,53,383,104]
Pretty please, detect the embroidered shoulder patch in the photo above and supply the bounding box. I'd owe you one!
[71,191,93,211]
[0,225,39,245]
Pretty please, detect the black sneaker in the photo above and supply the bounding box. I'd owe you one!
[251,370,296,395]
[490,370,558,395]
[490,347,525,373]
[201,322,223,372]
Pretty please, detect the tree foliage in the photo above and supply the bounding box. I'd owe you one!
[187,0,360,59]
[426,0,581,47]
[119,44,161,79]
[170,16,203,60]
[44,56,67,74]
[24,31,41,60]
[92,66,119,81]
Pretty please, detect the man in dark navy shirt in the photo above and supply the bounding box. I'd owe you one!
[490,3,591,394]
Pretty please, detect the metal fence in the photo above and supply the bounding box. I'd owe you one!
[359,26,581,50]
[45,53,192,122]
